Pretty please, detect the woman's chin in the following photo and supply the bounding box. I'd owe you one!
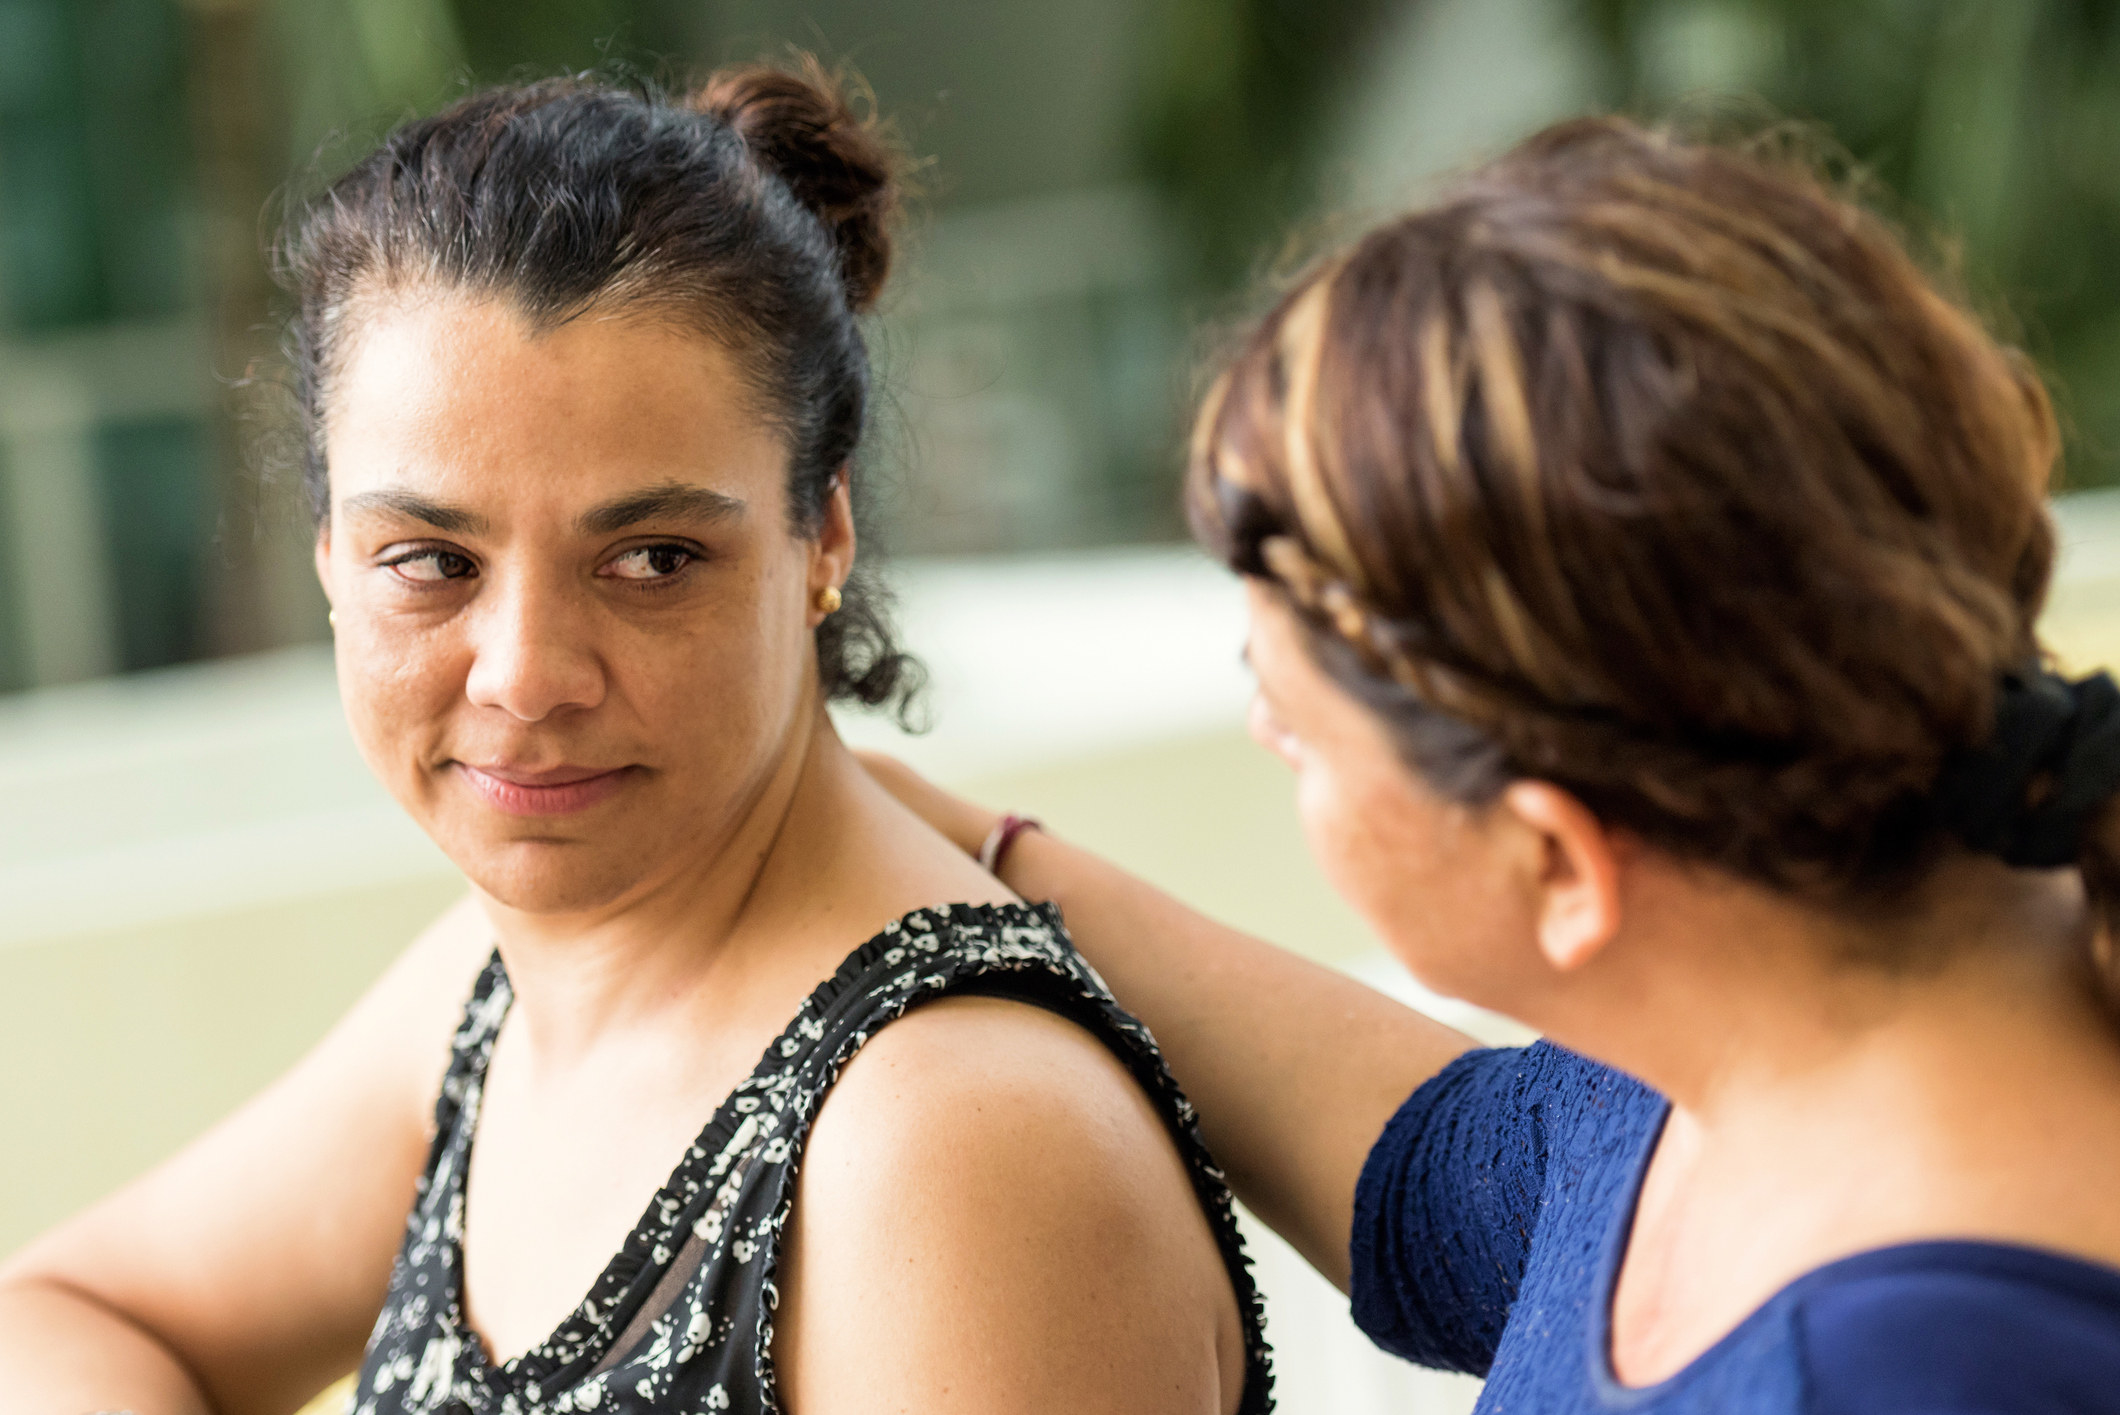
[447,835,659,918]
[1372,931,1514,1012]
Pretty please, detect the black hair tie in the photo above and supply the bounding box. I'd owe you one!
[1931,668,2120,868]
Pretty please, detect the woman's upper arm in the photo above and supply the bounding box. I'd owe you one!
[1347,1042,1562,1374]
[775,997,1246,1415]
[0,894,491,1415]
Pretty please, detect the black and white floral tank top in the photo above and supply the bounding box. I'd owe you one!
[353,902,1273,1415]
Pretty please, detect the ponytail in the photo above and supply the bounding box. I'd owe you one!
[1925,668,2120,1002]
[2078,796,2120,1003]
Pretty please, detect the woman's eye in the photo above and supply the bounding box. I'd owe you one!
[604,545,697,581]
[387,550,476,583]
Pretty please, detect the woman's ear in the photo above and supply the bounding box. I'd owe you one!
[811,470,856,594]
[314,528,334,609]
[1499,781,1623,973]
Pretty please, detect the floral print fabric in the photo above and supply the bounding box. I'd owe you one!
[353,902,1274,1415]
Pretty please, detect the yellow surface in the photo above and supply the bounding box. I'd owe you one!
[2042,570,2120,677]
[299,1375,352,1415]
[969,727,1378,962]
[0,875,465,1252]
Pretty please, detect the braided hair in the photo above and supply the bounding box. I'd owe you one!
[1190,118,2120,955]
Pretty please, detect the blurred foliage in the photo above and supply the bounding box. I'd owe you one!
[453,0,633,76]
[258,0,464,189]
[1133,0,2120,485]
[1133,0,1398,295]
[0,0,193,332]
[262,0,696,185]
[12,0,2120,684]
[0,0,206,682]
[449,0,695,83]
[1576,0,2120,485]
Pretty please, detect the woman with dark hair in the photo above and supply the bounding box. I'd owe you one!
[871,118,2120,1408]
[0,65,1267,1415]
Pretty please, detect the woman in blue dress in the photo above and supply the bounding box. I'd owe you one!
[873,117,2120,1410]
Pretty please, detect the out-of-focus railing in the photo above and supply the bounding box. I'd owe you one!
[0,322,209,686]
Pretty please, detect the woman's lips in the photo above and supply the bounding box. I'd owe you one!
[454,762,634,817]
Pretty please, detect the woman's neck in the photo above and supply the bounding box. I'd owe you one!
[1552,859,2119,1124]
[471,703,867,1067]
[1555,860,2120,1383]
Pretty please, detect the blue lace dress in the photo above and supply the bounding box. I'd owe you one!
[1351,1041,2120,1412]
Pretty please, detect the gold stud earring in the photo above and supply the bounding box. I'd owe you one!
[816,585,842,615]
[328,609,338,629]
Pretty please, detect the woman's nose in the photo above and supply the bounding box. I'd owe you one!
[461,576,608,722]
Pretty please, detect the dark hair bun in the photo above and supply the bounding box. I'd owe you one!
[696,57,900,313]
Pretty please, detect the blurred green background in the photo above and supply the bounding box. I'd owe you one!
[2,0,2118,695]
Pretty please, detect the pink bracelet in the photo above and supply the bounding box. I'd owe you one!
[977,813,1043,875]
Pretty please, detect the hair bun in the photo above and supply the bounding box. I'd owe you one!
[695,57,900,313]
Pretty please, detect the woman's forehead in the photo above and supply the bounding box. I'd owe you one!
[324,291,786,518]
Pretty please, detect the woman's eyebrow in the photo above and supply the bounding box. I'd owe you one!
[340,489,487,534]
[579,482,747,535]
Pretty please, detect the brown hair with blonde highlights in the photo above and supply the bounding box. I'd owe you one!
[1191,115,2081,921]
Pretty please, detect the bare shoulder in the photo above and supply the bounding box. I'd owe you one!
[776,995,1247,1415]
[821,993,1147,1137]
[798,997,1181,1243]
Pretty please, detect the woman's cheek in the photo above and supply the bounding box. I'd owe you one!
[1293,755,1390,911]
[1291,752,1448,962]
[1247,696,1302,768]
[336,619,459,795]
